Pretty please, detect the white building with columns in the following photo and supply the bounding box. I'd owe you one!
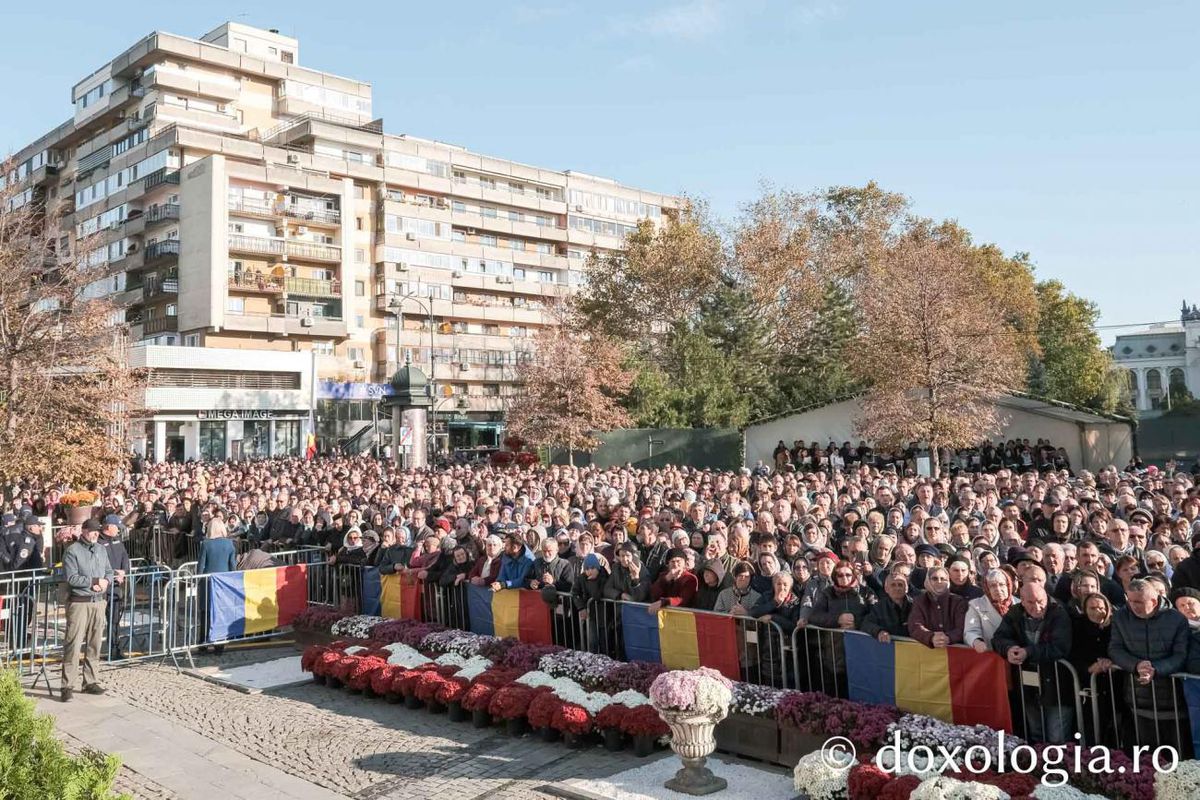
[1111,302,1200,415]
[128,344,315,461]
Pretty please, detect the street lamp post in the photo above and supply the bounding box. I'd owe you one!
[388,291,437,459]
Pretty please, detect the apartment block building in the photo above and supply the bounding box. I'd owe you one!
[4,22,677,460]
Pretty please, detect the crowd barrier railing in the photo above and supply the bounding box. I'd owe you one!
[1089,667,1197,758]
[583,596,791,688]
[791,624,1090,745]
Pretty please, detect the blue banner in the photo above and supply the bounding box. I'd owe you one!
[360,567,382,616]
[467,584,496,636]
[844,632,897,706]
[621,605,662,664]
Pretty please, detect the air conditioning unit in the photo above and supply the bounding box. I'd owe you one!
[127,243,139,253]
[396,262,409,272]
[435,199,447,209]
[108,221,122,231]
[375,153,386,166]
[352,359,365,368]
[574,205,583,212]
[300,317,314,327]
[297,226,307,235]
[452,270,463,279]
[286,154,299,164]
[405,233,417,241]
[458,363,469,372]
[496,275,513,285]
[466,228,476,235]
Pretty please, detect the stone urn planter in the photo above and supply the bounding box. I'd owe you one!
[658,708,729,796]
[65,505,95,526]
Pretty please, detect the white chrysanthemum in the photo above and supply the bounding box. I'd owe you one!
[611,689,649,707]
[1155,761,1200,800]
[792,751,849,800]
[910,776,1009,800]
[343,646,367,655]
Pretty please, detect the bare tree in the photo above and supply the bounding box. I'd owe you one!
[505,300,631,466]
[851,224,1028,476]
[0,158,144,486]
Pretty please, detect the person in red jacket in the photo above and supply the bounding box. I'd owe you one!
[908,566,968,648]
[647,548,697,613]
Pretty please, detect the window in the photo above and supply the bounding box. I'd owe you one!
[226,297,245,314]
[510,239,523,251]
[452,201,466,213]
[356,217,364,230]
[165,304,178,316]
[281,51,294,64]
[480,206,497,218]
[185,334,200,347]
[452,230,465,242]
[313,341,334,355]
[355,280,365,297]
[349,347,364,362]
[513,268,526,280]
[538,271,554,283]
[480,234,497,247]
[355,315,365,328]
[355,248,365,263]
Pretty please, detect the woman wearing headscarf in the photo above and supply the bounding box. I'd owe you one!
[376,526,413,575]
[360,529,382,567]
[947,556,984,601]
[438,545,474,628]
[695,558,732,611]
[1070,591,1115,744]
[604,542,651,603]
[572,553,611,647]
[964,569,1014,653]
[907,566,968,648]
[409,535,444,583]
[330,527,367,566]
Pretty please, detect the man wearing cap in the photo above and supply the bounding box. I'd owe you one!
[647,548,697,612]
[61,520,114,701]
[99,515,131,660]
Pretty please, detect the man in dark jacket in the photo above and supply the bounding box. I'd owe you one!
[1109,578,1190,746]
[528,536,573,602]
[908,567,968,647]
[1169,533,1200,593]
[99,515,131,660]
[992,584,1074,743]
[860,572,913,642]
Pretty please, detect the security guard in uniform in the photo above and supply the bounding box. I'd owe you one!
[99,515,130,659]
[4,517,46,572]
[1,516,45,651]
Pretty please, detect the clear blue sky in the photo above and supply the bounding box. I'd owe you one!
[4,1,1196,338]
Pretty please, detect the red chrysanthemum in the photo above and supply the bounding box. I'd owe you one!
[550,703,592,735]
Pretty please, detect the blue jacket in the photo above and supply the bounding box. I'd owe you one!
[496,547,534,589]
[198,538,238,575]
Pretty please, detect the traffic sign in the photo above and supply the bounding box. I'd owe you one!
[399,426,412,445]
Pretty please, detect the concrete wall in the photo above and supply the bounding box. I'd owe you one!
[179,155,225,333]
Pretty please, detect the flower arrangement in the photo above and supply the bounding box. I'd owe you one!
[461,681,501,712]
[392,668,429,697]
[600,661,666,694]
[331,655,361,683]
[436,676,470,705]
[1063,746,1154,800]
[454,656,494,682]
[1155,759,1200,800]
[292,605,350,632]
[889,715,1024,769]
[343,645,368,655]
[972,773,1036,798]
[848,763,893,800]
[526,691,562,729]
[346,656,388,691]
[1030,786,1107,800]
[619,704,670,738]
[793,750,850,800]
[331,615,386,639]
[371,619,442,648]
[434,652,468,668]
[496,642,564,673]
[595,703,630,731]
[539,650,620,688]
[777,692,899,750]
[488,685,537,720]
[300,644,327,673]
[59,490,97,508]
[879,775,922,800]
[729,682,784,718]
[371,664,402,696]
[908,776,1009,800]
[551,703,593,736]
[610,689,649,708]
[648,668,733,715]
[414,671,449,703]
[311,649,344,678]
[477,638,520,664]
[421,628,481,656]
[384,643,432,669]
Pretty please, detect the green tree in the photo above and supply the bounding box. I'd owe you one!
[0,670,127,799]
[1030,279,1120,412]
[772,281,862,411]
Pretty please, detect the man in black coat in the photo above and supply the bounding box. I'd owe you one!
[99,515,132,660]
[860,572,913,642]
[992,584,1074,743]
[1169,533,1200,593]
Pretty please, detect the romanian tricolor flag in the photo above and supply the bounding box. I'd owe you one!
[844,632,1012,731]
[207,565,308,643]
[621,605,741,681]
[467,584,552,644]
[305,433,317,460]
[361,568,422,620]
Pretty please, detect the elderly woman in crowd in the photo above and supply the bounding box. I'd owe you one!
[964,569,1014,653]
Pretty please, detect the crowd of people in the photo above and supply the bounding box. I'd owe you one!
[7,446,1200,745]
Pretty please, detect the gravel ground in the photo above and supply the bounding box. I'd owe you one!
[98,644,643,800]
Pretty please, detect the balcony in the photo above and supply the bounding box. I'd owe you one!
[223,311,347,338]
[140,168,180,191]
[143,316,178,335]
[228,234,341,263]
[228,199,277,219]
[228,270,284,294]
[144,204,180,225]
[285,276,341,298]
[143,272,178,300]
[280,202,341,226]
[143,240,180,265]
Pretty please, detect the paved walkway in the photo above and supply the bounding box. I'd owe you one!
[29,645,641,800]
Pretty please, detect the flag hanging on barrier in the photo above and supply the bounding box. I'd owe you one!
[466,585,552,644]
[361,568,422,620]
[844,633,1012,731]
[1182,676,1200,756]
[208,564,308,642]
[621,606,741,680]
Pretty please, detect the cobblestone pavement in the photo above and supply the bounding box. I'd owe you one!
[58,729,181,800]
[99,644,647,800]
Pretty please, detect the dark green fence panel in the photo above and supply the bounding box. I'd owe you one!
[546,428,742,469]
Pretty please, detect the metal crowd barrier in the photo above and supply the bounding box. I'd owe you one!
[791,625,1089,745]
[1090,668,1197,758]
[583,597,791,688]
